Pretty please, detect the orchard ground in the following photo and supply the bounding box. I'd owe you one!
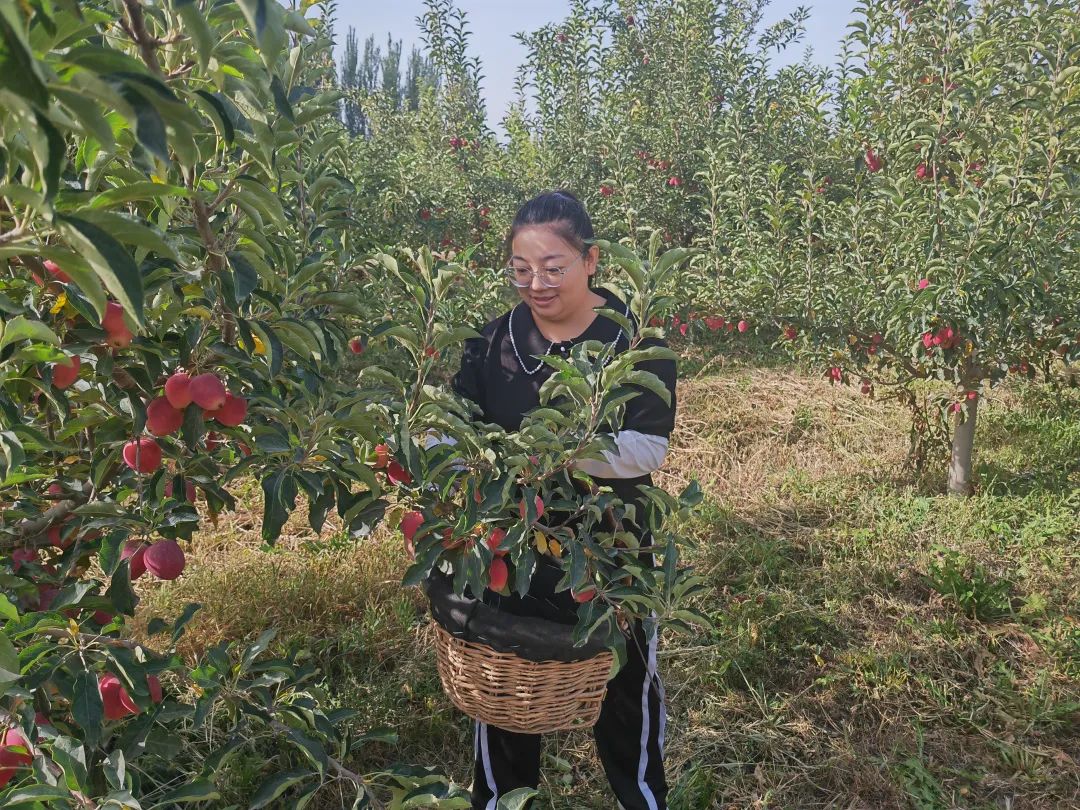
[132,347,1079,809]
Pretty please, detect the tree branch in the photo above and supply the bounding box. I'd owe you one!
[0,226,27,246]
[40,628,140,650]
[2,499,83,551]
[121,0,163,77]
[267,718,386,810]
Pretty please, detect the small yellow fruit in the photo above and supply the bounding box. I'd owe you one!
[548,538,562,557]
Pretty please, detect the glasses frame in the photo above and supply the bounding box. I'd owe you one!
[504,249,589,289]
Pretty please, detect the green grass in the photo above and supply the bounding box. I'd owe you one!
[135,367,1080,809]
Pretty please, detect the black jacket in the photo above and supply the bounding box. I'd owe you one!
[451,286,677,515]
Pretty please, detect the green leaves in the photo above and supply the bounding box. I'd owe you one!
[229,251,260,302]
[175,2,215,70]
[0,2,418,807]
[113,78,169,163]
[236,0,288,68]
[0,316,60,353]
[249,768,312,809]
[57,215,145,326]
[150,780,221,806]
[0,5,47,107]
[261,468,298,543]
[0,631,19,694]
[72,669,104,748]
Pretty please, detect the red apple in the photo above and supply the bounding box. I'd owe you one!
[46,522,71,549]
[144,540,185,580]
[164,479,197,502]
[599,185,614,197]
[92,610,115,625]
[102,301,125,333]
[518,495,545,523]
[349,337,364,354]
[189,373,226,410]
[121,540,148,579]
[42,260,71,283]
[488,557,509,591]
[572,586,596,603]
[122,437,162,473]
[146,397,184,436]
[784,326,798,340]
[373,443,390,469]
[487,528,507,557]
[105,326,133,349]
[401,511,424,542]
[865,149,883,173]
[164,371,192,409]
[147,674,163,704]
[0,726,33,788]
[35,584,60,610]
[737,320,749,333]
[204,432,221,452]
[208,393,247,427]
[386,460,412,486]
[401,511,423,557]
[52,355,80,389]
[11,547,39,572]
[98,672,139,720]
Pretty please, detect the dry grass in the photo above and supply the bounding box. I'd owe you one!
[132,364,1080,809]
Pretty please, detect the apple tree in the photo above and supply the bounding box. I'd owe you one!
[707,0,1079,493]
[357,235,709,669]
[0,1,462,805]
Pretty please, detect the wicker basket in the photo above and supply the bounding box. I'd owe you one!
[431,622,614,734]
[424,569,615,734]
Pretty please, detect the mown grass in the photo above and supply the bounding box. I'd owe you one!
[133,360,1080,809]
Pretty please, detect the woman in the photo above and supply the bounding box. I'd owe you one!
[451,190,677,810]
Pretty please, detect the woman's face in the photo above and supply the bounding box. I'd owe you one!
[510,225,599,323]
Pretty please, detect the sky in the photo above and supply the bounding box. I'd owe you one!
[335,1,856,141]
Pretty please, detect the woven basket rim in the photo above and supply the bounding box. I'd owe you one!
[422,568,613,663]
[431,622,614,733]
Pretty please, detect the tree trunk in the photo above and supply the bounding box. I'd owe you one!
[947,395,978,496]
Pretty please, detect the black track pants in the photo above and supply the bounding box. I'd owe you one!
[468,560,668,809]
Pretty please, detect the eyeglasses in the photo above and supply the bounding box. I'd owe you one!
[503,252,586,288]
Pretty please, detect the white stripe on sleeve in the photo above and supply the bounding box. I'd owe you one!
[574,431,669,479]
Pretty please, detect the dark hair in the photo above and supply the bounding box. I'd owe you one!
[502,189,597,286]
